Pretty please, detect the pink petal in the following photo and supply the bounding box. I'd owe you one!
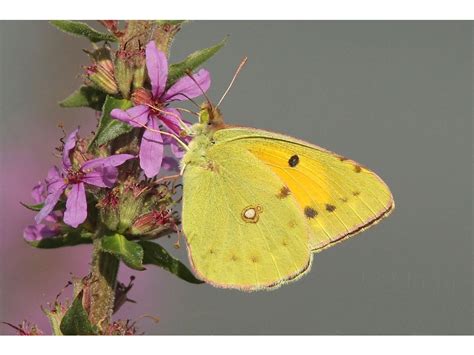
[45,166,65,194]
[31,181,45,204]
[34,185,66,224]
[81,154,135,170]
[146,41,168,98]
[160,110,191,159]
[111,105,150,128]
[163,69,211,102]
[62,128,79,169]
[82,166,118,188]
[170,139,186,159]
[160,108,188,135]
[63,182,88,228]
[24,224,59,242]
[139,117,164,178]
[45,210,61,223]
[47,166,61,181]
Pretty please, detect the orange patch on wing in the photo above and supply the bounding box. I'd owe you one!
[248,145,331,209]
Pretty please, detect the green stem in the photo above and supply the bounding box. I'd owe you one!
[89,237,120,327]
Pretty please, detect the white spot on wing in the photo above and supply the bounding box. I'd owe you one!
[244,208,256,219]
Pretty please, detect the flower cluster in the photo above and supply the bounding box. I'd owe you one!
[24,40,211,235]
[17,20,221,335]
[35,128,134,228]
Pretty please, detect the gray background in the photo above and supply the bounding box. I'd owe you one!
[0,21,472,334]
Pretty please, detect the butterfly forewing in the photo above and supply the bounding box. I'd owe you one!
[213,127,394,251]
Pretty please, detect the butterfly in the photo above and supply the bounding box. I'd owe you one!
[177,60,394,291]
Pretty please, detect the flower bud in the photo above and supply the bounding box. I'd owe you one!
[99,56,115,74]
[99,180,147,233]
[83,46,118,95]
[132,50,146,90]
[86,63,118,95]
[130,209,177,237]
[98,190,120,231]
[99,178,178,237]
[115,50,134,98]
[117,185,146,233]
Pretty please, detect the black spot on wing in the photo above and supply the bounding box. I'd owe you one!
[304,206,317,219]
[288,154,299,167]
[325,204,336,212]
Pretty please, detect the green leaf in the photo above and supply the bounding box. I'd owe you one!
[59,85,106,111]
[21,199,66,212]
[20,201,44,211]
[139,240,203,284]
[60,291,97,335]
[167,37,227,87]
[101,233,144,270]
[88,96,133,149]
[50,20,117,43]
[26,229,93,249]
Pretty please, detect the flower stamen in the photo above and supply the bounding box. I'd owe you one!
[65,169,85,184]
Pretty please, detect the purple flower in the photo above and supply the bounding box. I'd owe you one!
[23,224,60,242]
[24,179,62,242]
[111,41,211,178]
[34,128,135,228]
[31,180,45,204]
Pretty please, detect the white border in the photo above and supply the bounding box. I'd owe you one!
[1,0,472,348]
[0,335,473,354]
[1,0,474,19]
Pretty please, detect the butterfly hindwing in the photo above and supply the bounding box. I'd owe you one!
[213,127,394,251]
[182,142,312,291]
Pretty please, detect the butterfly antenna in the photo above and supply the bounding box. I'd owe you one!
[185,70,213,106]
[165,91,200,108]
[175,107,199,117]
[216,57,248,108]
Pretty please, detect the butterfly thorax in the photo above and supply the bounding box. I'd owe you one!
[180,123,216,171]
[180,103,226,171]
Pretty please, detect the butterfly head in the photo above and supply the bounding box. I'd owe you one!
[198,101,224,128]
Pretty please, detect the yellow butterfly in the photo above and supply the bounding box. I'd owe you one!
[179,61,394,291]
